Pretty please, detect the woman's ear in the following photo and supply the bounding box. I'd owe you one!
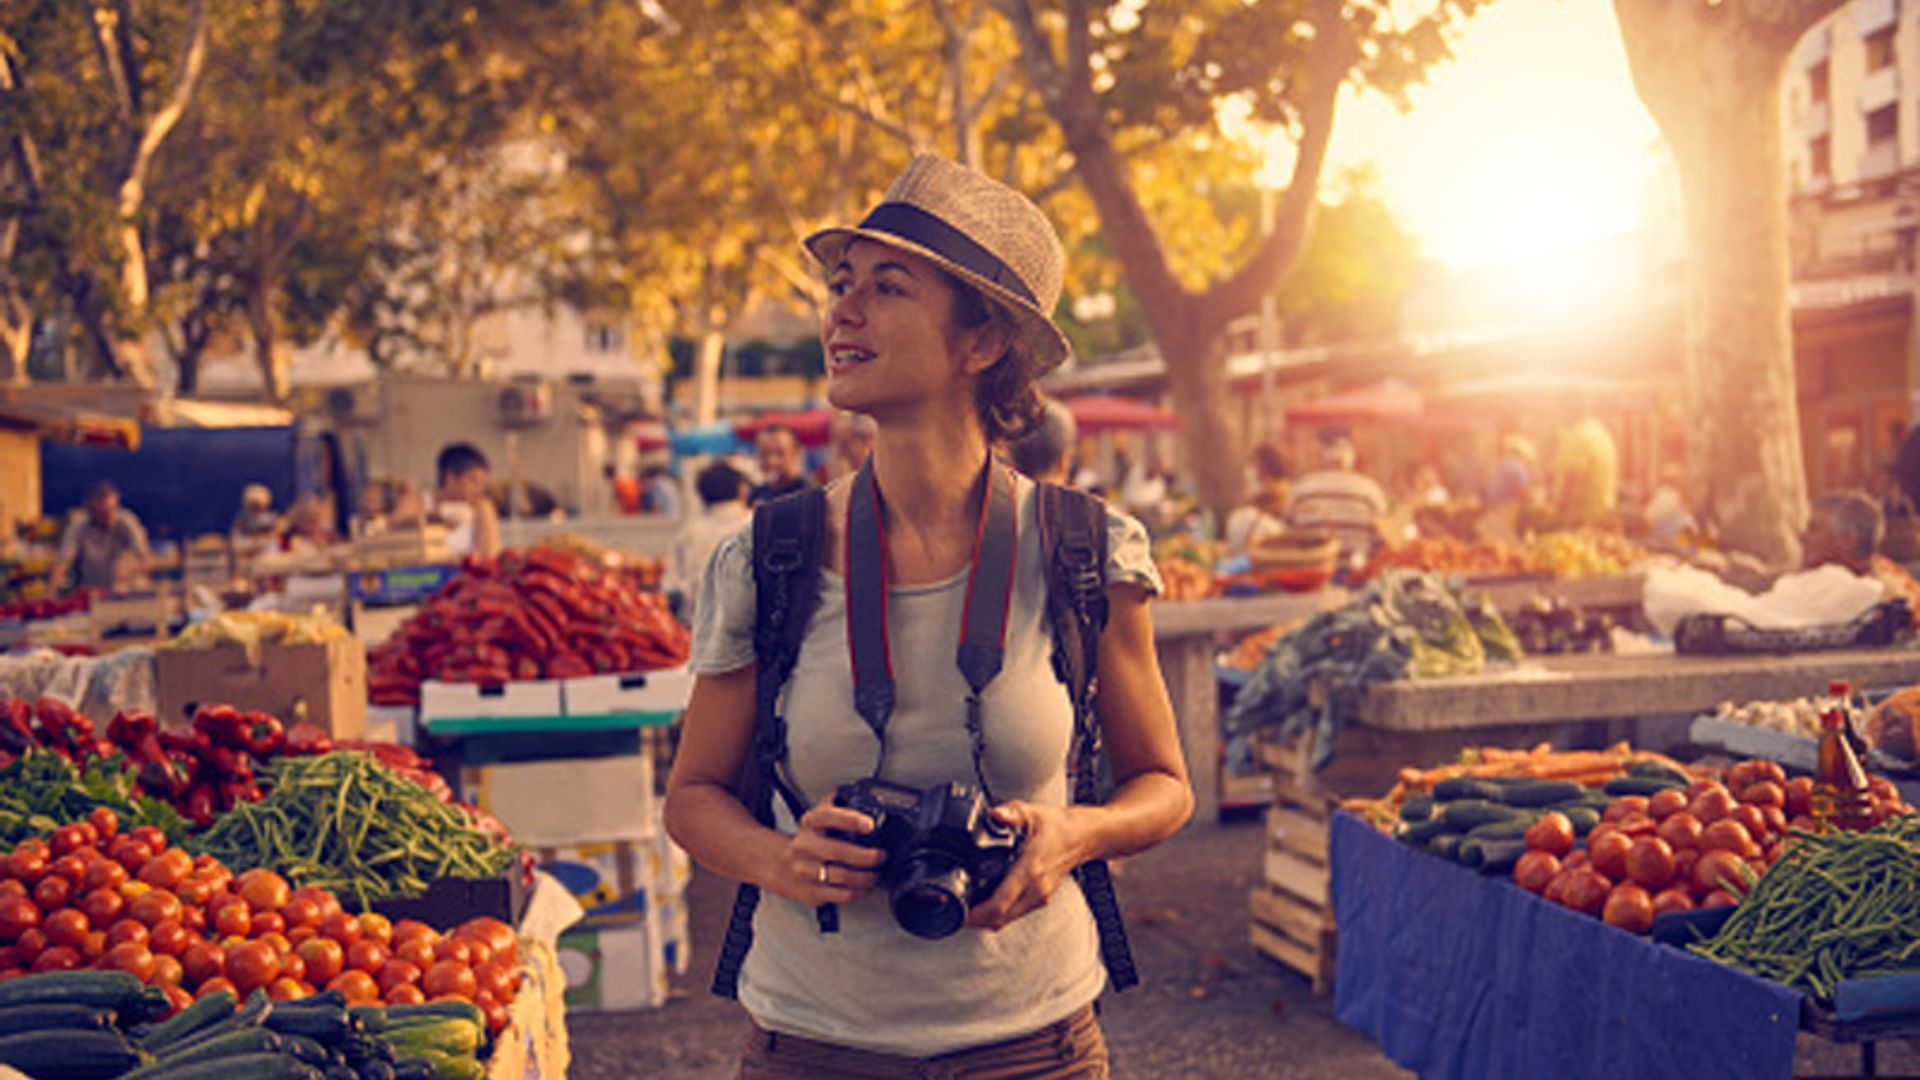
[958,320,1012,377]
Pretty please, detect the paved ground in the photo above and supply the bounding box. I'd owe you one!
[567,811,1920,1079]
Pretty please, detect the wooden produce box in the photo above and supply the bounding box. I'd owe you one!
[154,637,367,736]
[1249,734,1338,994]
[356,526,451,569]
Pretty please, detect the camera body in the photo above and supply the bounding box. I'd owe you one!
[833,778,1022,939]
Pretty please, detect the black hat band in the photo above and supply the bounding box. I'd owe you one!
[855,202,1040,310]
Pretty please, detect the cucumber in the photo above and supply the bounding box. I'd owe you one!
[360,1061,398,1080]
[1604,775,1686,797]
[1497,780,1587,807]
[1475,838,1530,875]
[0,1002,114,1036]
[286,991,349,1011]
[381,1002,484,1031]
[1628,759,1690,785]
[263,1004,355,1045]
[380,1019,481,1057]
[1464,815,1539,842]
[393,1051,483,1080]
[0,970,146,1012]
[275,1033,332,1068]
[147,1029,284,1070]
[1431,776,1505,802]
[0,1029,144,1079]
[1399,794,1435,822]
[1398,817,1454,844]
[1439,799,1526,830]
[392,1061,436,1080]
[142,989,238,1053]
[1457,838,1486,868]
[1563,806,1602,836]
[1427,833,1463,860]
[126,1052,323,1080]
[348,1005,389,1035]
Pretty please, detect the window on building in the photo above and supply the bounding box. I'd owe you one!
[584,321,626,353]
[1811,135,1832,180]
[1868,27,1897,71]
[1810,60,1830,105]
[1869,104,1900,144]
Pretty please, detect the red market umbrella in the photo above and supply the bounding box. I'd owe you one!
[631,419,670,452]
[1284,378,1424,426]
[1061,394,1180,435]
[733,407,838,448]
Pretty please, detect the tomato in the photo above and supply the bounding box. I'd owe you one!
[422,959,478,1000]
[0,896,39,943]
[375,959,421,996]
[151,953,184,989]
[88,808,118,842]
[251,912,286,939]
[390,919,438,948]
[463,939,493,967]
[4,848,46,886]
[105,919,150,949]
[294,888,343,924]
[358,913,393,948]
[265,976,306,1001]
[1588,830,1633,882]
[455,917,514,965]
[1624,837,1677,890]
[1672,847,1701,889]
[130,827,166,852]
[237,870,290,914]
[327,969,380,1004]
[1740,781,1785,810]
[182,942,227,986]
[1562,850,1590,871]
[280,895,323,931]
[280,951,306,984]
[1690,788,1737,826]
[1602,796,1649,824]
[1700,888,1740,909]
[83,859,128,894]
[43,909,89,949]
[1647,789,1689,821]
[474,959,517,1001]
[347,940,388,975]
[195,976,237,1000]
[1522,812,1575,858]
[138,850,193,891]
[211,899,252,939]
[49,854,87,885]
[1523,854,1574,898]
[1560,869,1612,917]
[1602,881,1655,932]
[160,984,193,1016]
[129,890,183,928]
[320,913,362,949]
[257,932,293,959]
[1686,778,1729,800]
[1656,812,1703,852]
[145,918,189,958]
[226,940,281,993]
[174,877,217,909]
[1761,806,1789,837]
[393,937,435,970]
[431,938,471,968]
[1752,760,1788,788]
[105,941,156,982]
[287,926,317,949]
[181,906,206,935]
[32,874,72,911]
[48,825,89,858]
[1701,820,1759,860]
[1693,850,1752,896]
[1616,813,1658,839]
[111,841,154,876]
[0,881,23,900]
[80,888,128,929]
[1651,886,1696,917]
[1726,760,1759,794]
[384,983,426,1005]
[31,945,81,973]
[13,929,46,962]
[476,991,508,1035]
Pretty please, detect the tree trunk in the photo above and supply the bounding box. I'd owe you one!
[248,287,290,403]
[1615,0,1843,565]
[0,306,29,386]
[691,323,727,427]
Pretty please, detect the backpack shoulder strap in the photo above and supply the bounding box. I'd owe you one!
[713,486,825,999]
[1037,482,1138,991]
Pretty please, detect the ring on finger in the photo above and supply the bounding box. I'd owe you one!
[818,862,830,886]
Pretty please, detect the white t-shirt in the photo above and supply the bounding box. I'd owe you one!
[689,473,1160,1055]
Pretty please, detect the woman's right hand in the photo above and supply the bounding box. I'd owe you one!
[765,798,886,906]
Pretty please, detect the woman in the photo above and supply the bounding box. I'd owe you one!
[664,154,1192,1077]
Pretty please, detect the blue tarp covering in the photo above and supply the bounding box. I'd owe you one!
[1329,811,1801,1080]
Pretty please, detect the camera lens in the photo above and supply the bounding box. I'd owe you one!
[890,856,971,940]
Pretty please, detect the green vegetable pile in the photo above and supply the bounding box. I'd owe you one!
[1225,569,1522,771]
[1691,815,1920,1000]
[0,749,189,848]
[187,751,517,911]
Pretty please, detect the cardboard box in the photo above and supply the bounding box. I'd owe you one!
[656,891,690,976]
[366,867,530,933]
[562,667,693,724]
[459,753,653,847]
[557,917,668,1011]
[365,704,419,747]
[154,638,367,736]
[348,564,458,607]
[420,679,566,734]
[530,829,687,928]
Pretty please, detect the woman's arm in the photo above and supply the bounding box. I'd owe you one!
[968,582,1192,929]
[664,666,883,905]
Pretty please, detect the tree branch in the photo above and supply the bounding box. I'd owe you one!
[119,0,208,221]
[89,1,137,129]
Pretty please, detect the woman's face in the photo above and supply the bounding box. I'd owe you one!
[821,239,998,420]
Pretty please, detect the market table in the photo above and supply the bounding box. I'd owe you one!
[1328,810,1805,1080]
[1153,590,1350,822]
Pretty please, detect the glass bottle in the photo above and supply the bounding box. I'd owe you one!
[1813,679,1876,832]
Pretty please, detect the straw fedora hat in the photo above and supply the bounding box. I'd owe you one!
[804,154,1072,372]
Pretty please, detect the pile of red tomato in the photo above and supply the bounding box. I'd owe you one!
[0,810,521,1032]
[1508,759,1914,933]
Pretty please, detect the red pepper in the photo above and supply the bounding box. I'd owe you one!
[217,778,262,808]
[183,783,217,825]
[192,704,248,749]
[282,722,333,757]
[32,698,93,758]
[159,730,209,755]
[238,711,284,757]
[138,750,195,798]
[202,743,252,780]
[0,699,33,755]
[543,653,593,679]
[106,710,158,751]
[88,738,117,762]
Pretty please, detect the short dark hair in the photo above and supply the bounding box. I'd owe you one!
[1813,490,1884,559]
[756,424,797,446]
[1007,399,1076,479]
[87,481,119,503]
[696,460,747,505]
[437,443,489,482]
[1252,443,1288,482]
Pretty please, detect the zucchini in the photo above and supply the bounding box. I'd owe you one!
[126,1052,324,1080]
[1439,799,1525,830]
[1628,759,1690,785]
[142,989,238,1053]
[1456,838,1486,868]
[1497,780,1587,807]
[276,1034,332,1068]
[1604,776,1685,797]
[324,1063,357,1080]
[359,1061,398,1080]
[0,1029,144,1079]
[380,1019,480,1057]
[1464,815,1539,842]
[348,1005,389,1035]
[1427,833,1463,860]
[392,1061,436,1080]
[1475,838,1530,875]
[1430,776,1504,802]
[0,970,146,1012]
[1398,817,1454,845]
[264,1004,355,1045]
[155,1028,284,1067]
[1398,794,1435,822]
[392,1051,482,1080]
[1563,806,1602,836]
[0,1002,114,1036]
[381,1003,484,1031]
[287,991,349,1011]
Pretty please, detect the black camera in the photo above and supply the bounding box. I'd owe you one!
[832,778,1022,939]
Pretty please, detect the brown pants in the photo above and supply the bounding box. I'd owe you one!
[737,1004,1109,1080]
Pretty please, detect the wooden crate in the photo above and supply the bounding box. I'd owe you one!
[1249,732,1338,994]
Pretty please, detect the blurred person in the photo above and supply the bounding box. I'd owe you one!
[1006,397,1077,485]
[1484,433,1537,508]
[666,459,751,619]
[750,423,814,506]
[1801,489,1920,619]
[1550,416,1619,527]
[281,493,337,556]
[1285,426,1388,566]
[610,464,644,515]
[826,410,878,481]
[230,484,282,546]
[664,153,1188,1075]
[1643,462,1697,548]
[642,462,684,518]
[52,481,150,592]
[1405,463,1449,507]
[1225,443,1289,558]
[427,443,501,559]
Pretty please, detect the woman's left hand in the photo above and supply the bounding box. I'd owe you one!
[965,801,1088,932]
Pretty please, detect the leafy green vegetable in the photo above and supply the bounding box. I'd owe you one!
[0,749,191,847]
